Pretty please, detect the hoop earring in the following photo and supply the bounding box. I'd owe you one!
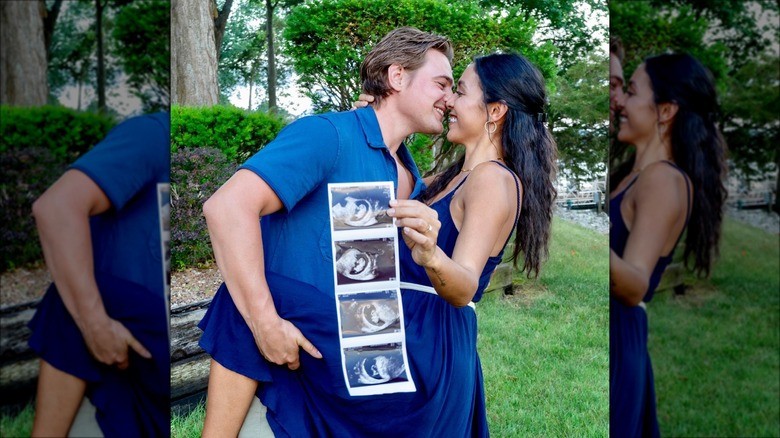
[484,120,497,135]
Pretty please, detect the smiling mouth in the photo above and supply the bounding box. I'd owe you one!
[435,108,444,119]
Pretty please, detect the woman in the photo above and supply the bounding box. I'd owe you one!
[384,52,557,435]
[201,52,557,436]
[609,53,727,437]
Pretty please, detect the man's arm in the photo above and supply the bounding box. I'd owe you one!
[202,169,321,370]
[32,170,151,369]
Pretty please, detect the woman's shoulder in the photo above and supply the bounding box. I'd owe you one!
[467,161,518,186]
[460,161,520,207]
[633,161,690,212]
[637,161,689,191]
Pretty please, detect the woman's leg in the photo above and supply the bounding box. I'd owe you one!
[202,359,259,438]
[31,359,86,437]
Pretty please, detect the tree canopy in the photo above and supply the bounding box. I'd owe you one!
[283,0,556,112]
[611,0,779,188]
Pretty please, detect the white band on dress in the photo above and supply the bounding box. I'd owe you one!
[399,281,476,309]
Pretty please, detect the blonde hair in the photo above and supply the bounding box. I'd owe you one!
[360,27,453,106]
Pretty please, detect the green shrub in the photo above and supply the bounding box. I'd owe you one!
[171,105,286,163]
[0,105,115,159]
[171,147,236,270]
[1,148,69,271]
[1,106,116,271]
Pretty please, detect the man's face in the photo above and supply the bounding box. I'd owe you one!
[397,50,453,135]
[609,53,625,128]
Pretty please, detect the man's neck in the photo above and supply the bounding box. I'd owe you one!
[373,103,411,156]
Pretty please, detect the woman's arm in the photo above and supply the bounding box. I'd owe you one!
[390,164,517,307]
[610,163,689,306]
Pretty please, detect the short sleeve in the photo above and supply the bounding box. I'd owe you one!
[69,113,170,211]
[239,115,339,212]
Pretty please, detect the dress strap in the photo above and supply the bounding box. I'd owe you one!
[657,161,692,253]
[489,160,521,247]
[661,161,691,225]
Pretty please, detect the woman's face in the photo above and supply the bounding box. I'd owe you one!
[617,64,659,145]
[445,64,487,146]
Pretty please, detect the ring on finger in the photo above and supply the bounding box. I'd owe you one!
[425,223,433,233]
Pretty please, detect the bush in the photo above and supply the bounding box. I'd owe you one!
[171,147,236,270]
[0,105,115,159]
[171,105,286,163]
[1,148,69,271]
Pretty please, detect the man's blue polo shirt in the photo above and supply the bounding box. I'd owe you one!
[239,107,424,292]
[70,112,170,296]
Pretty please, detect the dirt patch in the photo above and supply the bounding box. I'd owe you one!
[502,282,549,308]
[170,266,222,307]
[0,265,51,306]
[667,283,720,308]
[1,264,222,308]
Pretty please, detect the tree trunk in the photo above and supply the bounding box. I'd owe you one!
[171,0,219,106]
[248,76,253,111]
[0,1,48,106]
[265,0,277,113]
[213,0,234,62]
[43,0,65,60]
[95,0,106,113]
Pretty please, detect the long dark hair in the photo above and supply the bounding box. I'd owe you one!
[419,53,558,278]
[643,53,727,276]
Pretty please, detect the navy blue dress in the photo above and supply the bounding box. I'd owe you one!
[609,161,690,437]
[199,162,519,437]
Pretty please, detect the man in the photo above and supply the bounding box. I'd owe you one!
[198,27,453,436]
[610,35,626,134]
[29,113,170,437]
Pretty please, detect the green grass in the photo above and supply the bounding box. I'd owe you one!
[648,217,780,437]
[171,402,206,438]
[0,404,33,437]
[478,217,609,437]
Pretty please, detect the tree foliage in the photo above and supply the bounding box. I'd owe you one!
[284,0,555,113]
[549,52,609,185]
[479,0,608,72]
[112,0,170,112]
[611,0,779,193]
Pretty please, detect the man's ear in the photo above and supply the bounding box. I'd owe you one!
[658,101,679,124]
[387,64,405,92]
[487,101,508,123]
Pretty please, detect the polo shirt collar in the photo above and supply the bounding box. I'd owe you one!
[354,106,386,149]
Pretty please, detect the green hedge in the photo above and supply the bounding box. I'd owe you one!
[171,105,287,162]
[171,147,235,270]
[1,106,117,272]
[0,105,115,159]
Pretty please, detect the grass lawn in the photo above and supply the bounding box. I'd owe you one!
[478,217,609,437]
[648,217,780,437]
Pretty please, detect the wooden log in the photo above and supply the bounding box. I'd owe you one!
[170,353,211,401]
[485,242,515,294]
[170,299,211,362]
[656,262,685,293]
[1,299,40,402]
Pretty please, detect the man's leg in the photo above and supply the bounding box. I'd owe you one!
[31,359,86,437]
[202,359,259,438]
